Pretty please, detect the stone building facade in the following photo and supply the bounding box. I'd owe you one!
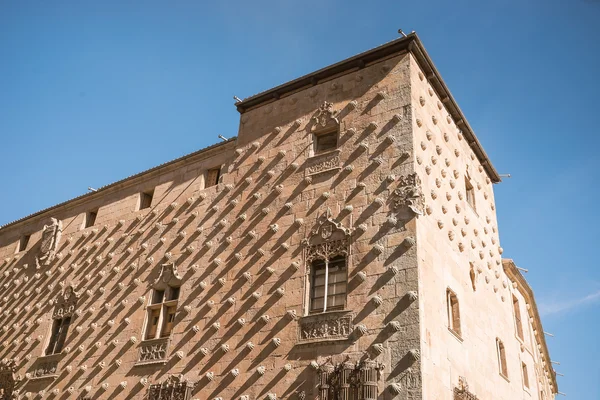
[0,33,557,399]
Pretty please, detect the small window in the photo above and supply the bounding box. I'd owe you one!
[314,130,338,154]
[206,168,221,188]
[513,295,524,341]
[310,255,347,313]
[139,189,154,210]
[17,234,31,252]
[522,362,529,388]
[144,286,180,340]
[45,316,71,355]
[497,338,508,378]
[446,289,461,337]
[84,210,97,228]
[465,178,476,211]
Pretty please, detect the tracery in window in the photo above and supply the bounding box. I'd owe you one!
[148,374,194,400]
[45,286,79,356]
[316,357,383,400]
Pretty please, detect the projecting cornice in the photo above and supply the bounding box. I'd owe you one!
[234,32,500,184]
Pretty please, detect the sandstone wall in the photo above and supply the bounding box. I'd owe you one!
[0,52,423,399]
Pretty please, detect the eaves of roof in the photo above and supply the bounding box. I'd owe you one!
[235,32,500,184]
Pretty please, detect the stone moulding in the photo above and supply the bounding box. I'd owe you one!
[136,337,170,366]
[297,310,354,343]
[304,149,342,177]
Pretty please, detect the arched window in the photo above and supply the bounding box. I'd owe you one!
[496,338,508,378]
[447,289,461,337]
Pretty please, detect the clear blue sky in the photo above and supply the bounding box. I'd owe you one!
[1,0,598,397]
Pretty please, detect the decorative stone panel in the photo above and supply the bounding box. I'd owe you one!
[304,150,342,176]
[298,310,353,343]
[137,338,170,365]
[148,374,194,400]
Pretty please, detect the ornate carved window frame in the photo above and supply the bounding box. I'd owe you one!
[315,357,384,400]
[137,263,182,366]
[309,101,340,157]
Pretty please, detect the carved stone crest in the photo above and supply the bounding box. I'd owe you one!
[302,209,351,263]
[299,310,353,342]
[35,218,62,268]
[148,374,194,400]
[392,173,425,216]
[53,286,79,319]
[154,263,183,290]
[311,102,339,132]
[0,359,19,400]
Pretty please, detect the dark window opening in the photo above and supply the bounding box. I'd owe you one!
[45,317,71,355]
[18,234,31,252]
[84,210,97,228]
[465,178,476,211]
[314,130,338,154]
[139,189,154,210]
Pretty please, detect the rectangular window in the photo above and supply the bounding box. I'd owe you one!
[45,317,71,355]
[17,234,31,252]
[139,189,154,210]
[513,295,524,341]
[497,338,508,378]
[145,286,179,340]
[522,362,530,388]
[314,130,338,154]
[446,289,462,337]
[206,168,221,188]
[310,256,347,313]
[84,210,97,228]
[465,178,476,211]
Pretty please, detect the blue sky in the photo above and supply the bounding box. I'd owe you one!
[1,0,598,397]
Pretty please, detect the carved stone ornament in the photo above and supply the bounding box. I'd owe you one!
[35,218,62,268]
[392,173,425,216]
[0,359,20,400]
[310,101,339,133]
[316,356,384,400]
[30,357,59,380]
[453,376,478,400]
[148,374,194,400]
[153,263,183,290]
[53,286,80,319]
[302,209,351,264]
[298,310,353,343]
[305,150,341,176]
[138,338,170,365]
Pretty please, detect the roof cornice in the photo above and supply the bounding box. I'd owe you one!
[235,32,500,183]
[0,138,237,230]
[503,258,558,393]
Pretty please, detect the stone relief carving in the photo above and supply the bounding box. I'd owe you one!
[53,286,80,319]
[35,218,62,268]
[148,374,194,400]
[302,209,351,263]
[305,151,341,176]
[154,262,183,290]
[453,377,478,400]
[392,173,425,216]
[138,338,170,364]
[310,101,339,132]
[0,359,19,400]
[30,358,59,379]
[299,311,353,342]
[316,356,383,400]
[399,367,421,390]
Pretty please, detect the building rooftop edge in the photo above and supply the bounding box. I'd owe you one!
[0,138,237,230]
[502,258,558,393]
[235,32,500,184]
